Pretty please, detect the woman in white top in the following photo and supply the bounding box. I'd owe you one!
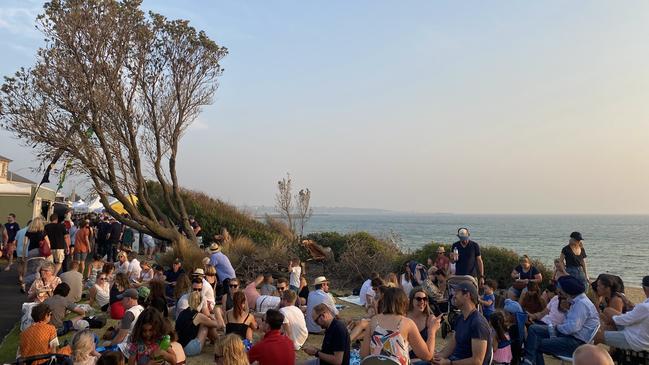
[89,273,111,311]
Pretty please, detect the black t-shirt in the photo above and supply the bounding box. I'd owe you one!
[97,221,111,244]
[150,296,168,317]
[452,240,481,276]
[25,231,46,251]
[108,222,122,244]
[190,221,202,236]
[321,319,350,365]
[109,284,125,305]
[176,308,200,347]
[561,245,587,268]
[45,223,67,250]
[5,222,20,242]
[164,268,185,283]
[299,286,309,304]
[514,265,540,280]
[451,309,492,365]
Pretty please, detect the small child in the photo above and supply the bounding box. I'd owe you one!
[490,311,513,365]
[479,279,497,319]
[126,308,176,365]
[167,324,186,365]
[289,258,302,293]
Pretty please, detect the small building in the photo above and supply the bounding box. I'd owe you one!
[0,154,56,227]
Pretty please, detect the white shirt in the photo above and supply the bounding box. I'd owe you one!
[290,266,301,288]
[128,259,141,282]
[613,298,649,351]
[306,289,338,333]
[115,261,129,275]
[175,293,207,320]
[541,295,566,326]
[201,278,215,309]
[359,279,372,306]
[256,295,281,314]
[400,274,414,297]
[280,305,308,350]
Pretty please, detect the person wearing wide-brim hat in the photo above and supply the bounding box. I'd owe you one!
[306,276,339,334]
[559,231,589,288]
[433,246,450,275]
[206,240,236,299]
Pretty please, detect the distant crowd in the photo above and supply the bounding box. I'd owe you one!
[2,213,649,365]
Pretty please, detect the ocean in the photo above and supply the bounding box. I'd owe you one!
[304,213,649,286]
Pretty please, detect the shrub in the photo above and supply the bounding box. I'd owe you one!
[409,242,552,290]
[158,238,207,273]
[220,236,296,280]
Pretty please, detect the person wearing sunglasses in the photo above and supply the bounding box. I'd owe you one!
[89,273,111,311]
[408,288,433,357]
[221,278,241,312]
[302,303,350,365]
[175,290,225,357]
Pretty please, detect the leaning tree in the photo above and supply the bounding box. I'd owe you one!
[0,0,227,252]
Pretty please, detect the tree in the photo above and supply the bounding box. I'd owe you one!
[296,188,312,238]
[0,0,227,253]
[275,173,294,235]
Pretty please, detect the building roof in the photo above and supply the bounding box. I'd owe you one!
[0,154,12,162]
[7,171,37,184]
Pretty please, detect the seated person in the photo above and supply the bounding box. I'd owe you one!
[523,275,599,365]
[595,275,649,352]
[301,303,350,365]
[248,309,296,365]
[528,293,569,326]
[592,273,633,330]
[508,255,543,300]
[44,283,86,336]
[19,303,71,360]
[260,273,277,296]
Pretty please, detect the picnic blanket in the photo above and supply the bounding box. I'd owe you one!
[337,295,362,306]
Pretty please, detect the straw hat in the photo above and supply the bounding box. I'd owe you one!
[436,246,445,253]
[193,268,205,276]
[313,276,329,286]
[208,242,221,253]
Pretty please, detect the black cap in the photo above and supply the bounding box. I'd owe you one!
[642,276,649,288]
[570,232,584,241]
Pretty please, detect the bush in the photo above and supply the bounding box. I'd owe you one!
[158,237,207,273]
[220,236,298,281]
[409,242,552,290]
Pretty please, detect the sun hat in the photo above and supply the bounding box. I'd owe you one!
[570,232,584,241]
[313,276,329,286]
[436,247,445,253]
[193,268,205,276]
[117,288,138,300]
[208,242,221,253]
[557,275,585,296]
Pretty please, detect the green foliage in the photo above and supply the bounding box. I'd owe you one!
[146,182,287,245]
[409,242,552,290]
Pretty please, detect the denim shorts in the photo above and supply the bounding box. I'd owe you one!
[184,338,202,356]
[74,252,88,262]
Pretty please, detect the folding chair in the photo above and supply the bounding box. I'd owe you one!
[555,323,600,365]
[360,355,400,365]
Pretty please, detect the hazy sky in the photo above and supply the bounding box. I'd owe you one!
[1,1,648,214]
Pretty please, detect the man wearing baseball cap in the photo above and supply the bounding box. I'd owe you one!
[523,275,598,365]
[451,228,485,285]
[306,276,339,334]
[435,281,491,365]
[596,275,649,351]
[104,288,144,356]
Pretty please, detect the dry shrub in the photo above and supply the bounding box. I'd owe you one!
[264,214,295,242]
[336,236,403,288]
[157,237,207,273]
[221,235,294,280]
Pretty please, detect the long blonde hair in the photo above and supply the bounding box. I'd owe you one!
[28,216,45,232]
[215,334,249,365]
[71,329,95,362]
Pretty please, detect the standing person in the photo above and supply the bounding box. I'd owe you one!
[73,220,91,276]
[188,216,202,238]
[4,213,20,271]
[302,303,351,365]
[45,214,70,275]
[360,287,441,364]
[141,233,155,260]
[208,242,236,284]
[248,309,296,365]
[96,216,111,260]
[15,220,29,292]
[559,232,590,288]
[450,228,485,286]
[490,311,513,365]
[120,217,134,252]
[279,290,308,350]
[107,217,122,263]
[24,216,49,259]
[433,281,492,365]
[306,276,339,334]
[434,246,450,274]
[479,279,497,320]
[289,258,302,293]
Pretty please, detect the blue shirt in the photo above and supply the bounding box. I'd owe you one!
[15,227,28,258]
[482,294,495,318]
[451,309,492,365]
[557,293,599,343]
[209,252,236,281]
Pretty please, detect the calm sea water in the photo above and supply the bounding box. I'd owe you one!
[304,214,649,286]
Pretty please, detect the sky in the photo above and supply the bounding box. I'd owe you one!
[0,0,648,214]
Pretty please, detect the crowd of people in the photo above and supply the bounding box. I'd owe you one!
[2,213,649,365]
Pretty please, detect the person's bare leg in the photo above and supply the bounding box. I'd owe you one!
[349,319,369,342]
[79,260,85,277]
[196,325,210,347]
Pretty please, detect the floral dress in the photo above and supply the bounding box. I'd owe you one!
[127,339,161,365]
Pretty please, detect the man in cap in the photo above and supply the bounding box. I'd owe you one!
[434,281,491,365]
[306,276,339,334]
[451,228,485,285]
[164,258,185,298]
[104,288,144,353]
[596,275,649,351]
[208,241,236,283]
[523,275,599,365]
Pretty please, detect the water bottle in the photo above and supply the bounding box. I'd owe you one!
[159,335,171,351]
[548,324,556,338]
[453,247,459,261]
